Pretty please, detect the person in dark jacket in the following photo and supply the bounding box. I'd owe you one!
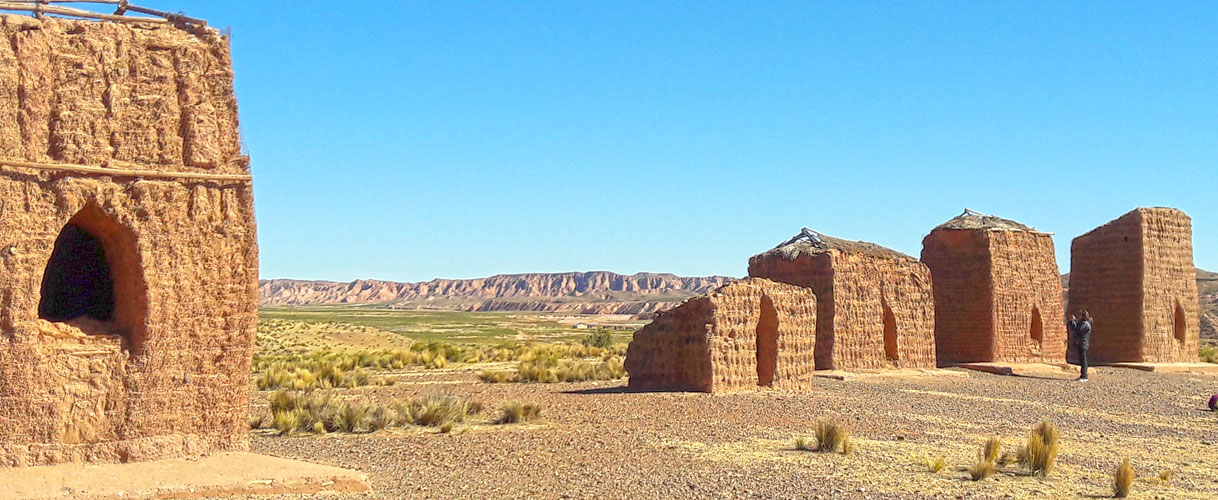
[1068,310,1093,382]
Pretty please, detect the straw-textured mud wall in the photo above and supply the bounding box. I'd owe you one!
[0,16,256,466]
[922,227,1066,364]
[1068,208,1198,363]
[748,245,937,370]
[625,278,816,392]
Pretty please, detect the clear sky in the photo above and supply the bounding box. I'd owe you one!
[167,1,1215,282]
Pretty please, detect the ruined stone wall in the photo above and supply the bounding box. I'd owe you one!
[987,231,1066,363]
[1072,208,1199,363]
[625,278,816,393]
[1068,211,1144,362]
[1139,209,1199,362]
[0,17,256,466]
[920,229,995,364]
[748,250,936,370]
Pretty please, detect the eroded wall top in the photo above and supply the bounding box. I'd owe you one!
[0,15,246,176]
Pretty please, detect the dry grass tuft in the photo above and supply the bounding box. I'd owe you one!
[1158,469,1173,485]
[813,418,851,454]
[494,402,543,424]
[794,437,814,451]
[394,393,482,428]
[983,437,1002,465]
[968,457,995,481]
[1018,420,1060,477]
[477,370,514,383]
[924,455,946,474]
[1113,458,1135,498]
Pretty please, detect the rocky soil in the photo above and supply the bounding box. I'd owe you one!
[247,366,1218,499]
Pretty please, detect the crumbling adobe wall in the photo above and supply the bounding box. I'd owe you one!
[625,278,816,393]
[748,238,937,371]
[0,16,257,466]
[986,231,1066,363]
[1069,208,1198,363]
[1139,209,1199,362]
[920,229,994,364]
[922,221,1066,365]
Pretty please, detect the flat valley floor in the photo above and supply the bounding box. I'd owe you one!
[248,364,1218,499]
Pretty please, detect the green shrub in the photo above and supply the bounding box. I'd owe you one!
[581,330,614,349]
[1200,345,1217,363]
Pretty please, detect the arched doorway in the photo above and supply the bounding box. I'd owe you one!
[1030,306,1044,344]
[882,296,898,362]
[38,202,148,353]
[1174,302,1187,343]
[756,295,778,386]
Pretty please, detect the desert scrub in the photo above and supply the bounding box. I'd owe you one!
[477,370,514,383]
[968,457,995,481]
[794,437,814,451]
[494,402,542,424]
[255,362,383,391]
[394,393,482,427]
[1017,420,1060,477]
[1158,469,1173,485]
[924,455,946,474]
[1113,458,1135,497]
[982,437,1002,465]
[262,390,483,435]
[1201,345,1217,363]
[812,418,851,454]
[514,356,626,383]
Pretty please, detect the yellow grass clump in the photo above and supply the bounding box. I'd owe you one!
[494,402,542,424]
[923,455,946,474]
[968,457,995,481]
[1113,458,1135,498]
[1018,420,1060,477]
[812,418,851,454]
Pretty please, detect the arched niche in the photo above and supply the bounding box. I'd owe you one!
[38,201,149,354]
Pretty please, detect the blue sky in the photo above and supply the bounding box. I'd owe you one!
[169,1,1215,282]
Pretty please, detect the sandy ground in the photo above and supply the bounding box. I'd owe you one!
[239,365,1218,500]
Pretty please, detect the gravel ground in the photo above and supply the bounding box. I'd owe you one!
[246,366,1218,499]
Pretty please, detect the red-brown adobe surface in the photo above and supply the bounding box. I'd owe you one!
[921,212,1066,365]
[624,278,816,392]
[1067,208,1199,363]
[747,230,937,371]
[0,15,257,466]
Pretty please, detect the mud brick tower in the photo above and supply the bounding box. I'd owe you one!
[1067,208,1199,363]
[625,278,816,392]
[747,229,937,371]
[920,210,1066,365]
[0,14,258,466]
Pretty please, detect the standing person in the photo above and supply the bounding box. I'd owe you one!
[1068,310,1093,382]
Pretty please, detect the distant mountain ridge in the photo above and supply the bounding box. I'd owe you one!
[259,272,735,315]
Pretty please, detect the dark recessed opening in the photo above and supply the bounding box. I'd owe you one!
[39,224,116,324]
[37,202,148,353]
[756,295,778,387]
[1030,306,1043,344]
[882,295,898,362]
[1174,302,1187,343]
